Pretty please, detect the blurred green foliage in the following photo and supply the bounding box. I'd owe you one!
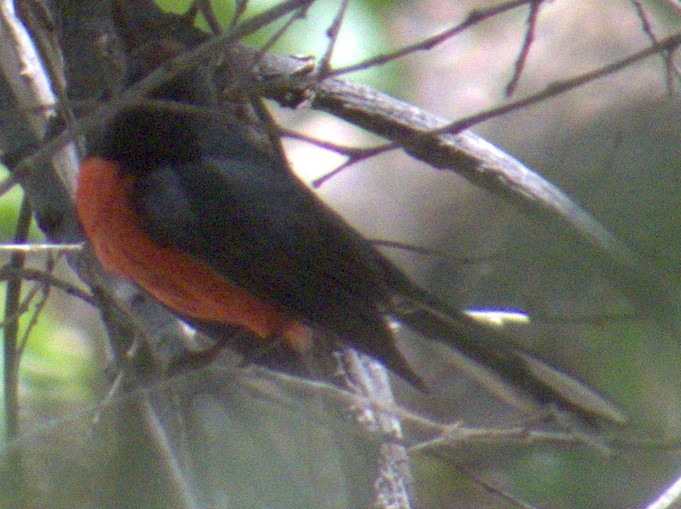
[0,166,96,437]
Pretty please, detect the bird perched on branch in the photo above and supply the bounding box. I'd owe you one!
[75,40,626,425]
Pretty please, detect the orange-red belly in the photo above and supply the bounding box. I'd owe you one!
[76,157,308,348]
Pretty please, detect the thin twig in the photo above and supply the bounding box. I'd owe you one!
[194,0,222,35]
[231,0,251,28]
[0,175,17,197]
[317,0,350,79]
[423,31,681,137]
[2,195,32,498]
[506,0,543,96]
[252,7,304,60]
[312,143,394,187]
[0,242,83,252]
[631,0,681,94]
[453,463,539,509]
[328,0,533,77]
[281,127,388,157]
[281,128,398,186]
[248,366,597,446]
[16,257,54,356]
[0,266,95,306]
[0,281,42,330]
[139,393,204,509]
[369,239,440,257]
[2,361,614,461]
[646,472,681,509]
[17,289,46,351]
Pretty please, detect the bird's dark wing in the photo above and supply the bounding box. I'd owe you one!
[131,152,419,372]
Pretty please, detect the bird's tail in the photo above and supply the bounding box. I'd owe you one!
[393,293,628,425]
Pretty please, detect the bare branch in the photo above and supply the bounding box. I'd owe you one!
[16,254,55,356]
[0,242,83,252]
[139,394,204,509]
[1,195,32,496]
[312,143,393,187]
[317,0,350,79]
[631,0,681,94]
[646,473,681,509]
[0,0,79,193]
[0,175,17,197]
[505,0,543,96]
[328,0,533,77]
[0,279,44,332]
[193,0,222,35]
[448,463,540,509]
[281,127,388,157]
[249,5,310,67]
[423,32,681,135]
[0,266,95,306]
[247,366,601,447]
[231,0,251,27]
[340,350,413,509]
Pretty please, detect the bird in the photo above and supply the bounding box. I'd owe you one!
[75,40,626,425]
